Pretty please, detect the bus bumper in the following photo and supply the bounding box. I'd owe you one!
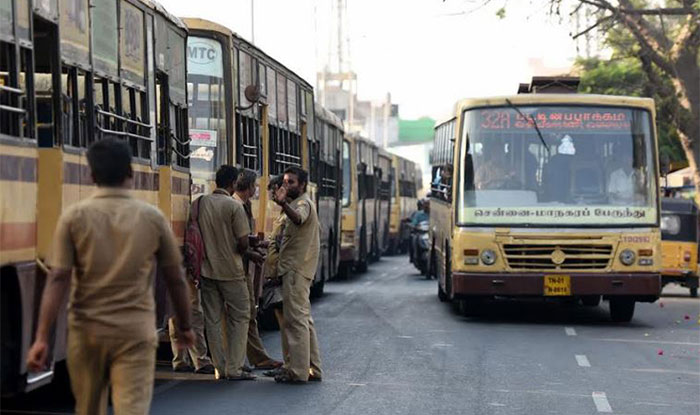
[451,272,661,299]
[340,245,355,262]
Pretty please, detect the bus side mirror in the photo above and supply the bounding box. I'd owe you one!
[244,85,261,104]
[660,154,670,177]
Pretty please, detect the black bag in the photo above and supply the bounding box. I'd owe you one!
[261,280,283,310]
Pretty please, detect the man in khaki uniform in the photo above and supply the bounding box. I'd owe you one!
[26,138,194,415]
[234,169,283,370]
[273,166,322,383]
[198,165,254,380]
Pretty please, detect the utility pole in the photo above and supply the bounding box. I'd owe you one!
[251,0,255,44]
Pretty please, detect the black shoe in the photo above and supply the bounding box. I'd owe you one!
[195,365,216,374]
[173,365,194,373]
[263,367,284,377]
[241,365,254,373]
[226,372,256,381]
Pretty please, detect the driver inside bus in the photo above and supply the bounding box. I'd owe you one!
[474,139,516,190]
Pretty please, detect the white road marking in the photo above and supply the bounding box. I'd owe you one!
[596,338,700,346]
[392,266,399,271]
[488,403,506,407]
[575,355,591,367]
[565,327,577,336]
[397,335,414,339]
[363,281,373,286]
[348,383,366,386]
[432,343,453,348]
[592,392,612,413]
[381,272,388,277]
[347,290,356,295]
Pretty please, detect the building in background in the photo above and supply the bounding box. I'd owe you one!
[388,117,435,195]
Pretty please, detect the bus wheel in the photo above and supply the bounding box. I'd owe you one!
[690,287,698,298]
[438,283,447,302]
[609,297,635,322]
[311,280,325,298]
[581,295,601,307]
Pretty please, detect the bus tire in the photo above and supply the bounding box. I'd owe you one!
[445,244,453,300]
[438,281,448,302]
[609,297,635,322]
[690,287,698,298]
[310,280,325,299]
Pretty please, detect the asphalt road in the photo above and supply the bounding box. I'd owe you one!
[3,255,699,414]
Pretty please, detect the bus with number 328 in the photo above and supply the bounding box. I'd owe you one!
[429,77,662,322]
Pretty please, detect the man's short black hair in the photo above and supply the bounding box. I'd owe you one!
[268,174,283,191]
[216,165,239,189]
[283,166,308,187]
[87,138,133,186]
[236,169,257,192]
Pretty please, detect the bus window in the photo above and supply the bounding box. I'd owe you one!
[187,36,227,177]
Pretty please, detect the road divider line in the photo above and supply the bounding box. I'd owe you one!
[575,355,591,367]
[596,338,700,346]
[565,327,577,336]
[592,392,612,413]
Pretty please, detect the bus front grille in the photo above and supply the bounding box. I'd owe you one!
[503,244,613,270]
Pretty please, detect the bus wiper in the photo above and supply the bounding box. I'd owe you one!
[505,98,549,155]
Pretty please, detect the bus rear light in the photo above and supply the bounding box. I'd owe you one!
[464,249,479,256]
[638,258,653,266]
[638,249,653,257]
[464,257,479,265]
[684,251,692,262]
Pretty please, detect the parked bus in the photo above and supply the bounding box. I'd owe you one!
[384,154,418,254]
[339,134,377,274]
[312,104,343,295]
[430,77,662,322]
[0,0,189,394]
[375,148,393,257]
[183,18,334,294]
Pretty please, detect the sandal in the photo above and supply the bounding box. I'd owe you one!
[274,370,305,384]
[263,367,285,378]
[226,372,256,381]
[254,359,283,370]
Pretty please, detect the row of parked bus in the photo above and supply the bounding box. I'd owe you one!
[0,0,420,395]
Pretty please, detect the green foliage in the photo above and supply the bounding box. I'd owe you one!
[495,7,506,19]
[576,57,685,162]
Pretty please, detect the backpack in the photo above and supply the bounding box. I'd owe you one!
[184,196,207,282]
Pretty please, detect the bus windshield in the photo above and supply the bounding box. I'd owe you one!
[457,105,658,227]
[187,36,228,180]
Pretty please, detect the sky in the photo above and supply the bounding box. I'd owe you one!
[161,0,582,120]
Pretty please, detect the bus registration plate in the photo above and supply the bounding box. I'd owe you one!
[544,275,571,296]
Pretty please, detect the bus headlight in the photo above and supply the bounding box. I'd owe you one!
[619,249,636,266]
[481,249,497,265]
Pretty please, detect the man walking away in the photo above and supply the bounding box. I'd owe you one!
[234,169,283,371]
[273,166,322,383]
[26,138,194,415]
[199,165,255,380]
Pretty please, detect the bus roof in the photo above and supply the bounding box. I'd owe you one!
[315,103,344,131]
[454,94,655,114]
[142,0,187,31]
[181,17,313,90]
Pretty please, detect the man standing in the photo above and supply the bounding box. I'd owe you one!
[198,165,255,380]
[26,138,194,415]
[273,166,322,383]
[233,169,283,371]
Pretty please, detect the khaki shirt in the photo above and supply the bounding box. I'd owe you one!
[49,188,182,339]
[278,193,320,280]
[233,192,255,233]
[264,214,286,280]
[199,189,250,281]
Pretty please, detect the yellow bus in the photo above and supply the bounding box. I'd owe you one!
[375,148,393,257]
[385,154,418,254]
[1,0,189,393]
[340,133,378,274]
[430,83,662,322]
[183,18,337,294]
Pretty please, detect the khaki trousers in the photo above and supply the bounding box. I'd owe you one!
[282,270,322,381]
[67,328,156,415]
[200,276,249,377]
[168,279,212,370]
[274,308,289,364]
[246,272,273,365]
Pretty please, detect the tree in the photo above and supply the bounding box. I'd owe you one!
[576,56,685,163]
[553,0,699,200]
